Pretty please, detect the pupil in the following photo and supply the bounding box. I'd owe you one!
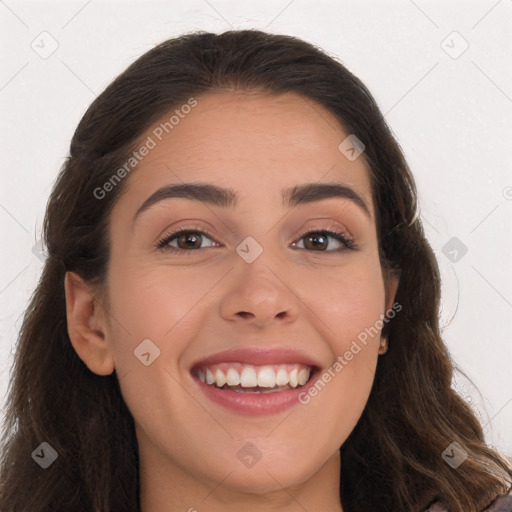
[307,234,327,250]
[181,233,200,249]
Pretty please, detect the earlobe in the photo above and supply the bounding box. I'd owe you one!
[378,337,389,355]
[64,271,115,376]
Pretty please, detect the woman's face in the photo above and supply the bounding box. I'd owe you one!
[93,91,397,496]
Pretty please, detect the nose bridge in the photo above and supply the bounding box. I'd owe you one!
[233,183,285,231]
[219,241,301,326]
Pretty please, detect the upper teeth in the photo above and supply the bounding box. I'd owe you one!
[196,363,311,389]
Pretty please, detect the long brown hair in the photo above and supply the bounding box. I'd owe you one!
[1,29,510,512]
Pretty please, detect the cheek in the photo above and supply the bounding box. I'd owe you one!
[303,264,384,373]
[295,255,386,348]
[105,258,219,353]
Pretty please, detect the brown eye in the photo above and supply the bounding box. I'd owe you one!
[156,228,355,254]
[303,233,329,251]
[292,230,355,252]
[174,232,203,250]
[156,229,218,252]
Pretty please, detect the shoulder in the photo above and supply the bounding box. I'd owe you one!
[483,494,512,512]
[426,492,512,512]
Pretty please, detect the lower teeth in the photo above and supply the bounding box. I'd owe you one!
[233,387,284,394]
[215,384,294,393]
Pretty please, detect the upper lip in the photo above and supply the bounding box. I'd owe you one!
[190,347,322,370]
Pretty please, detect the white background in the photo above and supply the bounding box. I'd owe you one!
[1,0,511,457]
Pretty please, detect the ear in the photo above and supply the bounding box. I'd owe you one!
[384,268,400,312]
[379,268,401,355]
[64,271,115,376]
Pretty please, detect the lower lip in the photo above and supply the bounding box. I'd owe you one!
[192,372,318,416]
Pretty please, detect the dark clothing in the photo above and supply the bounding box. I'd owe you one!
[426,493,512,511]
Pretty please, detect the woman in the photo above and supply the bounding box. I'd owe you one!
[0,29,511,512]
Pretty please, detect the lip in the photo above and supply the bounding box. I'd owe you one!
[190,346,322,369]
[190,347,322,416]
[193,373,319,415]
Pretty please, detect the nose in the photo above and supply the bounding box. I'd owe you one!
[219,262,301,328]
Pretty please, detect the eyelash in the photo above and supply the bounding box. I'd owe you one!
[155,224,356,254]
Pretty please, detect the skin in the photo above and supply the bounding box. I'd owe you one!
[65,90,399,512]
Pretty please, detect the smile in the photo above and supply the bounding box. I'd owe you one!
[189,347,322,415]
[193,362,312,393]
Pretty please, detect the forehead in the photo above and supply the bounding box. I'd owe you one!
[119,90,374,217]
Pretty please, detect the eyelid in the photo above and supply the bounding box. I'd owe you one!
[155,221,356,253]
[155,224,220,251]
[293,221,354,244]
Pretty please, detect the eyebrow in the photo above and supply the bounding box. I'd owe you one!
[133,181,371,222]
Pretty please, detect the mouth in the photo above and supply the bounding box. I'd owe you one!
[192,362,314,393]
[189,347,322,415]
